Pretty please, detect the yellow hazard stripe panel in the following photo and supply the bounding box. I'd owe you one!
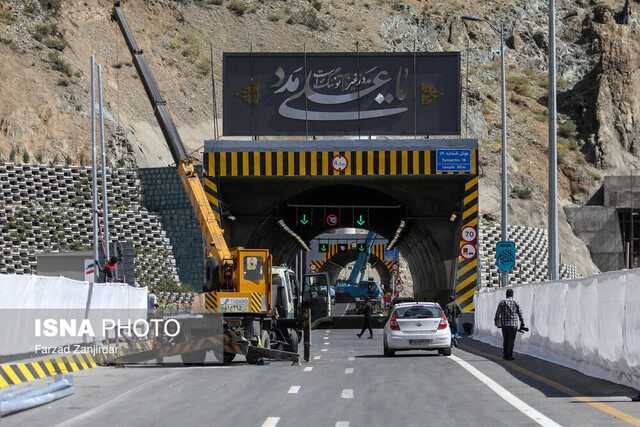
[0,347,143,388]
[309,260,324,272]
[207,150,477,177]
[455,175,479,311]
[250,292,262,313]
[205,292,219,310]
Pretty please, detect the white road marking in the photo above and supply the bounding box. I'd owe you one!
[304,367,313,372]
[262,417,280,427]
[324,342,330,345]
[288,386,301,394]
[326,330,331,333]
[321,349,328,352]
[314,356,321,360]
[54,372,180,426]
[324,337,329,340]
[336,423,349,427]
[348,356,355,361]
[450,355,561,427]
[341,389,354,399]
[345,368,353,374]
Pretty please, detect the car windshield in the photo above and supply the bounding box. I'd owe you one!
[394,305,440,319]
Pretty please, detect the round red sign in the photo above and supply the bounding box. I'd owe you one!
[327,215,338,226]
[331,154,348,172]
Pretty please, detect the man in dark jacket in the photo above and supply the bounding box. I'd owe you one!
[357,297,374,339]
[100,256,118,283]
[494,288,525,360]
[445,295,462,347]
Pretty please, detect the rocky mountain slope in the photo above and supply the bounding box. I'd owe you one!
[2,0,639,277]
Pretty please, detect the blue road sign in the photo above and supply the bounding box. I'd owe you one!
[384,248,398,259]
[435,149,472,172]
[496,241,516,273]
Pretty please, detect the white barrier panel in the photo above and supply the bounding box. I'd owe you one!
[0,274,147,356]
[474,269,640,389]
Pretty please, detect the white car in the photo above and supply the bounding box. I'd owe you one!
[383,302,452,357]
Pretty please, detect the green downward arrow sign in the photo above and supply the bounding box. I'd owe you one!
[356,215,365,226]
[300,214,309,225]
[358,244,366,252]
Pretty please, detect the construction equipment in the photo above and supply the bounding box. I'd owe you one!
[335,232,382,302]
[111,2,308,364]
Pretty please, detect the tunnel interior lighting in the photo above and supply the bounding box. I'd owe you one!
[277,219,311,251]
[386,220,406,251]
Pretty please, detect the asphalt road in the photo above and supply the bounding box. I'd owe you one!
[3,329,640,427]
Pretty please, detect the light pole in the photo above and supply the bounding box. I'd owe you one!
[462,15,509,287]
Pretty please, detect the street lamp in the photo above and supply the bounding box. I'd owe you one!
[461,14,509,287]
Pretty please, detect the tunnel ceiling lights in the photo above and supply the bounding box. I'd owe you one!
[386,220,406,251]
[277,219,311,251]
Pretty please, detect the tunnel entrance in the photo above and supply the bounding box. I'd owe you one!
[307,232,397,292]
[203,139,478,310]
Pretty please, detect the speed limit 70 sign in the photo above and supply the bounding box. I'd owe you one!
[461,226,477,242]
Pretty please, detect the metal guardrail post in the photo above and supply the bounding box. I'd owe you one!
[303,309,311,362]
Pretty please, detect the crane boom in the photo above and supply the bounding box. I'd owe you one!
[111,2,242,290]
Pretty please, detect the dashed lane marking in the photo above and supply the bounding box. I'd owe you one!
[336,422,349,427]
[451,355,560,427]
[324,342,330,345]
[314,356,321,360]
[321,349,328,352]
[341,389,354,399]
[348,356,355,361]
[345,368,353,374]
[304,367,313,372]
[262,417,280,427]
[288,386,300,394]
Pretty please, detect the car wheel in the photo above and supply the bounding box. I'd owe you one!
[383,338,395,357]
[442,347,452,356]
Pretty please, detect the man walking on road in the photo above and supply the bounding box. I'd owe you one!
[494,288,525,360]
[445,295,462,347]
[357,297,374,339]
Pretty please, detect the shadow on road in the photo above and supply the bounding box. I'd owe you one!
[459,337,637,400]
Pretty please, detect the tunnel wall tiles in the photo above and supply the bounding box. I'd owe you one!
[204,150,478,177]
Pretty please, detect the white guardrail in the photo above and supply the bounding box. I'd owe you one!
[474,268,640,390]
[0,274,147,356]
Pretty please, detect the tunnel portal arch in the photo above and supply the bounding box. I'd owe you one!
[203,139,479,311]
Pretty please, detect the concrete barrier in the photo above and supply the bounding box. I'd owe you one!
[0,274,147,357]
[474,268,640,389]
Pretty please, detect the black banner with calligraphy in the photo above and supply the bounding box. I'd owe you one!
[223,52,461,137]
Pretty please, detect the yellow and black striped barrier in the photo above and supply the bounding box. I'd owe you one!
[454,176,479,312]
[205,149,478,178]
[0,340,155,388]
[0,354,96,389]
